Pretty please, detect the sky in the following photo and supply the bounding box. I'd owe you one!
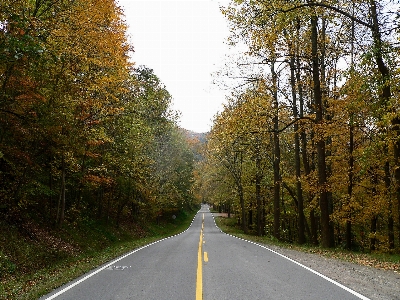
[116,0,232,133]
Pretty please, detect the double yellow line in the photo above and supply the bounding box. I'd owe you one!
[196,213,204,300]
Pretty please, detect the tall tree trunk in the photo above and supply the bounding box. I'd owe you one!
[239,182,247,234]
[311,15,332,248]
[289,53,305,244]
[370,0,395,249]
[321,18,335,248]
[310,210,318,245]
[370,167,378,251]
[346,7,356,251]
[272,59,281,240]
[346,119,354,250]
[234,150,247,234]
[370,216,378,251]
[57,154,66,227]
[295,30,314,244]
[384,158,394,249]
[248,202,253,226]
[255,141,263,236]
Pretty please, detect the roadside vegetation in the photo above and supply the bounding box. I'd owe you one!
[214,214,400,273]
[198,0,400,254]
[1,208,198,299]
[0,1,203,299]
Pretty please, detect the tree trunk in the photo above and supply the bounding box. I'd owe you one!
[57,154,66,227]
[370,216,378,251]
[296,32,313,244]
[255,143,263,236]
[271,59,281,240]
[311,15,332,248]
[370,0,395,249]
[289,52,305,244]
[239,183,247,234]
[310,209,318,245]
[321,18,335,248]
[346,119,354,250]
[233,149,247,234]
[346,8,355,251]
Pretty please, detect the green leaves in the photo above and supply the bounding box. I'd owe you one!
[0,1,196,229]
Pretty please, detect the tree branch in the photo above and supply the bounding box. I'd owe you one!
[255,0,373,29]
[281,2,372,29]
[0,109,26,120]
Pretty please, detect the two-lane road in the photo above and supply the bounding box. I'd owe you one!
[41,205,369,299]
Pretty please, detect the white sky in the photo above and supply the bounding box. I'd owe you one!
[117,0,232,133]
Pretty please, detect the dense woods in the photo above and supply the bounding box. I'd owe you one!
[200,0,400,252]
[0,0,197,231]
[2,2,400,293]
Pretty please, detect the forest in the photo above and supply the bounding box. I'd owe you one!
[1,1,400,288]
[198,0,400,252]
[0,0,198,235]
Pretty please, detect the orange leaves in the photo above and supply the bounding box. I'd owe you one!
[84,151,101,158]
[83,174,114,187]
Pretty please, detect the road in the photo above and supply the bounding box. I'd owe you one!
[41,205,369,300]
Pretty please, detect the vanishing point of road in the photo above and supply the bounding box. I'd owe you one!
[41,204,369,300]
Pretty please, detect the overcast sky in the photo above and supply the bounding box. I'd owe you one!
[117,0,232,133]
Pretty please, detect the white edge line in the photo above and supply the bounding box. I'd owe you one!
[211,213,370,300]
[256,244,370,300]
[44,245,145,300]
[45,209,202,299]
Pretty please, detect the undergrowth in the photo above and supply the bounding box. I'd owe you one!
[214,215,400,273]
[0,208,197,300]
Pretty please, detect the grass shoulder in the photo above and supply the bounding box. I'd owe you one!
[1,208,198,300]
[214,215,400,273]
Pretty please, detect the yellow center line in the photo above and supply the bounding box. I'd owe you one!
[196,214,204,300]
[204,252,208,263]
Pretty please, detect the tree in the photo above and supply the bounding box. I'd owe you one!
[217,0,400,249]
[0,1,196,231]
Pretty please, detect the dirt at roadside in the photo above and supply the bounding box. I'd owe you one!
[260,243,400,300]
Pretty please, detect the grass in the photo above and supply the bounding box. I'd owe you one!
[0,208,197,300]
[214,215,400,273]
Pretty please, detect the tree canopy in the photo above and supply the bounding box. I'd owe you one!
[0,0,198,229]
[200,0,400,251]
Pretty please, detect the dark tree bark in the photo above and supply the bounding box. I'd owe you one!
[295,31,316,244]
[370,168,378,251]
[289,52,305,244]
[238,179,247,234]
[370,0,395,249]
[255,141,263,236]
[57,153,66,227]
[272,59,281,240]
[311,15,332,248]
[370,216,378,251]
[346,119,354,250]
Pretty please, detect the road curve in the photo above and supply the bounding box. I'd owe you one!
[41,204,369,300]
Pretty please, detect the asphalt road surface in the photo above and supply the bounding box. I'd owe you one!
[41,205,369,300]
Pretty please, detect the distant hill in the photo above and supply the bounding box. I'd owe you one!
[180,129,208,161]
[182,129,208,143]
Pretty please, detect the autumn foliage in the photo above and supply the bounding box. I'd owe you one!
[202,0,400,252]
[0,1,196,231]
